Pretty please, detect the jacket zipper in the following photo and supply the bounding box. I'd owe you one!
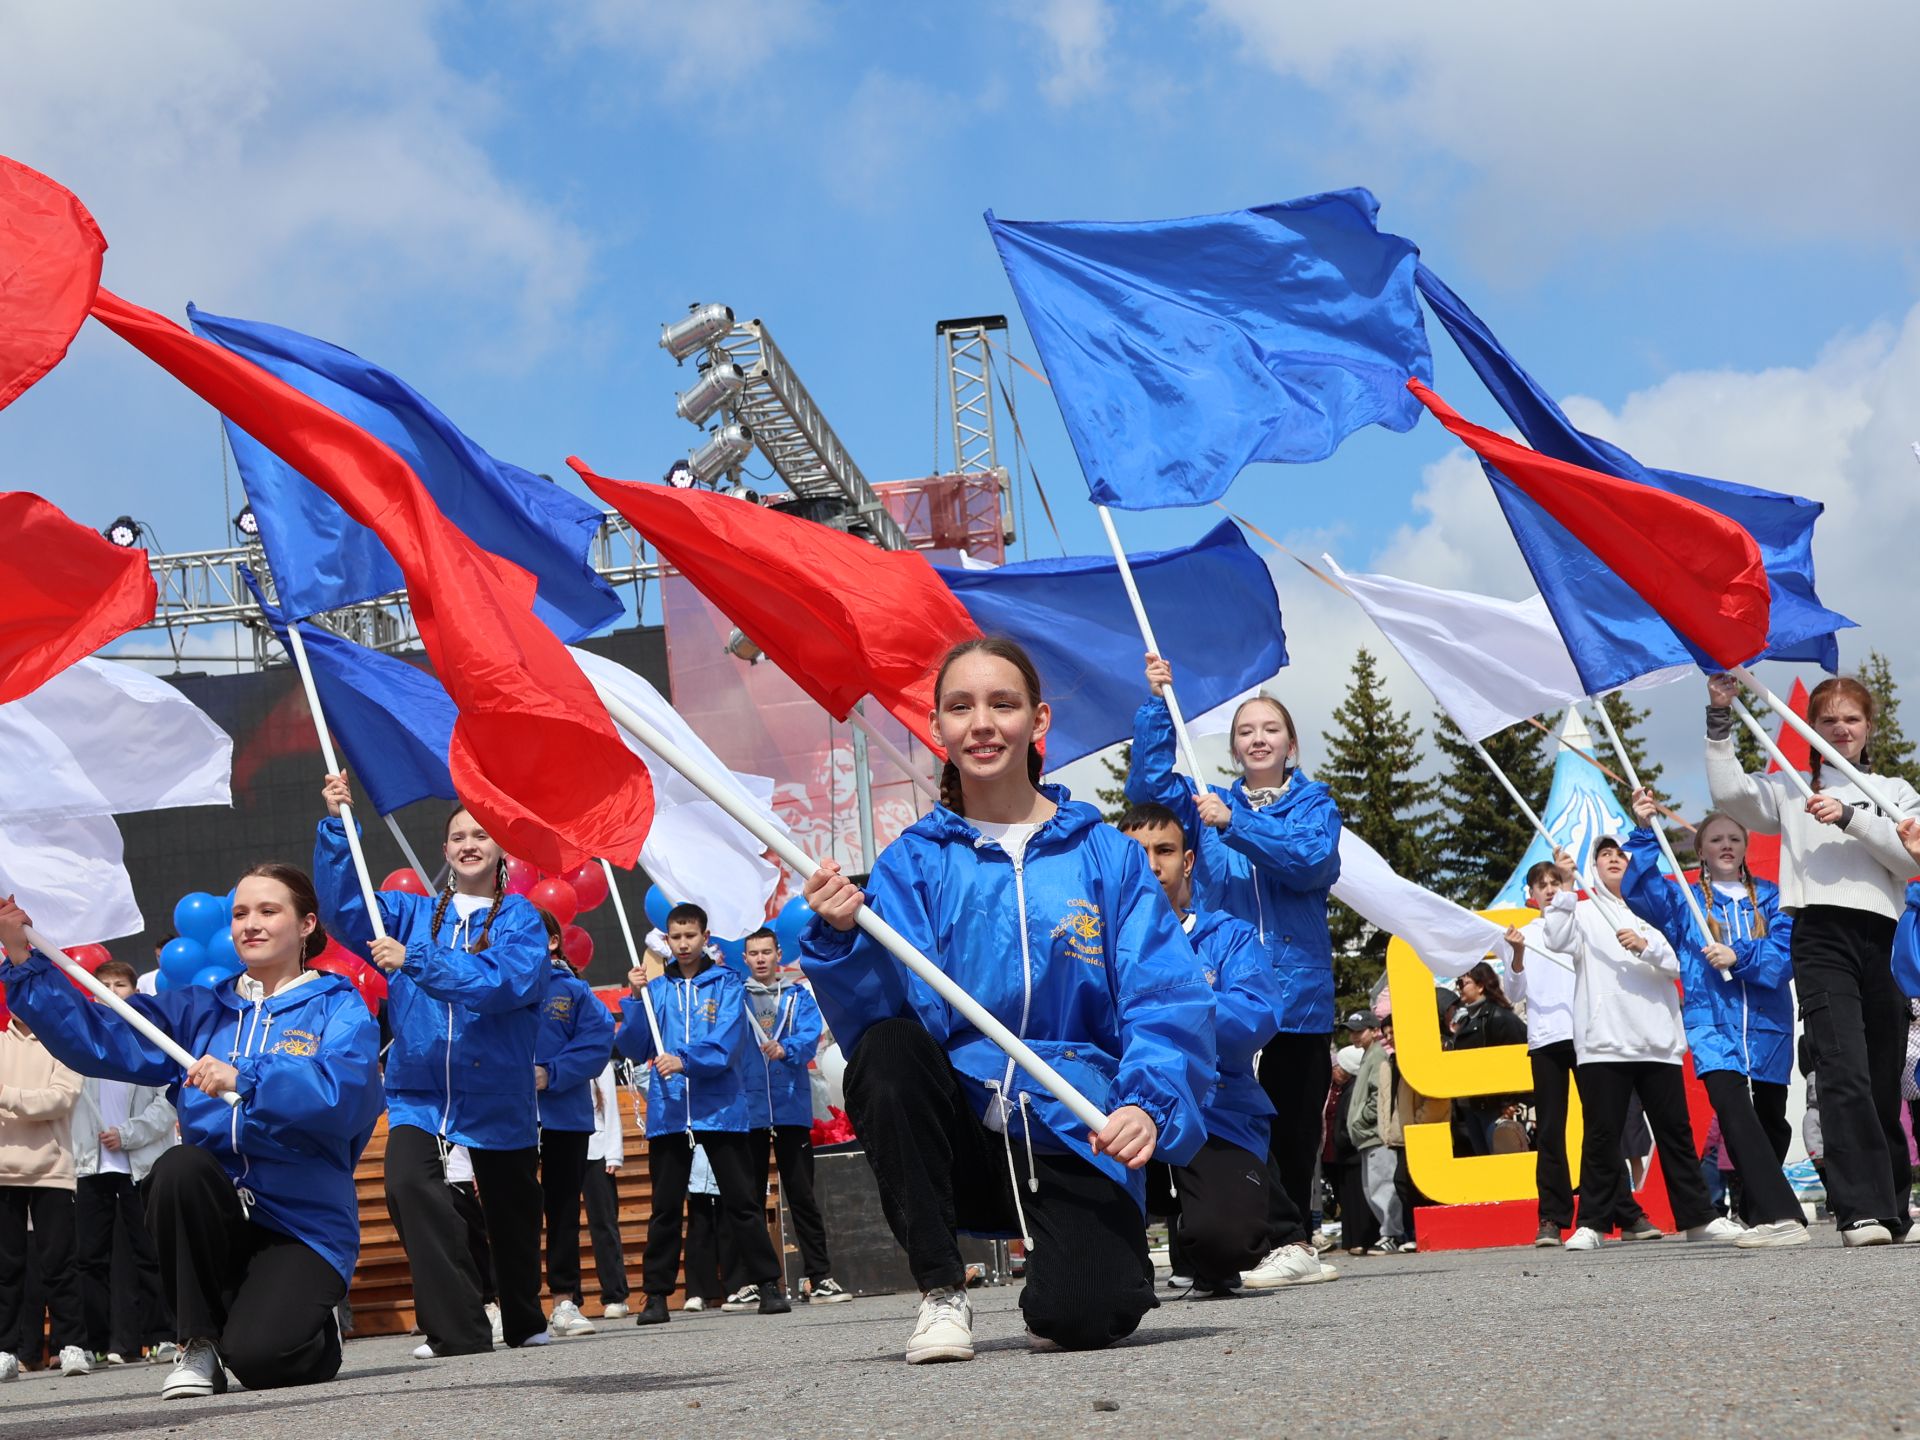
[998,846,1035,1124]
[232,995,267,1186]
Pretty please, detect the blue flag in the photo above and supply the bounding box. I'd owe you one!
[1416,266,1852,686]
[935,519,1286,768]
[985,190,1432,510]
[192,306,622,639]
[243,568,455,817]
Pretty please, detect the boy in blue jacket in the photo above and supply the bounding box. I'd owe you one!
[1118,804,1336,1295]
[732,928,848,1307]
[616,903,788,1326]
[532,910,618,1335]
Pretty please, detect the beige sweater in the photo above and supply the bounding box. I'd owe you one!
[0,1020,82,1189]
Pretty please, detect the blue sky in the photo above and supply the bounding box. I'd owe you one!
[5,1,1919,807]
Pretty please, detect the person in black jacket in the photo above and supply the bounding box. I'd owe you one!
[1449,963,1528,1156]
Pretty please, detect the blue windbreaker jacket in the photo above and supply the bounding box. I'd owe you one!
[1619,829,1794,1084]
[1894,882,1920,1001]
[614,960,756,1138]
[1185,907,1282,1159]
[1,953,383,1286]
[798,786,1215,1207]
[316,818,548,1149]
[743,977,823,1131]
[1126,700,1343,1035]
[536,963,616,1133]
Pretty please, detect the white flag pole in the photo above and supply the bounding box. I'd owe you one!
[599,857,666,1056]
[1729,699,1816,802]
[285,623,386,943]
[382,815,435,894]
[21,925,241,1107]
[1096,505,1208,782]
[591,681,1108,1134]
[1583,699,1727,979]
[1729,664,1906,817]
[1468,738,1557,851]
[848,705,939,803]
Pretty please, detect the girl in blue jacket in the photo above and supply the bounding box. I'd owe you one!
[531,908,616,1338]
[1619,790,1806,1246]
[1125,654,1342,1233]
[316,773,549,1356]
[0,868,382,1401]
[803,637,1215,1365]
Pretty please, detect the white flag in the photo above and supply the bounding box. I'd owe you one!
[1323,556,1686,741]
[0,658,233,823]
[1330,829,1512,979]
[568,647,789,941]
[0,814,143,945]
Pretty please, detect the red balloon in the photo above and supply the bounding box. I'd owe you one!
[504,857,541,898]
[380,868,430,896]
[65,943,112,973]
[528,877,579,927]
[561,924,594,970]
[564,862,609,914]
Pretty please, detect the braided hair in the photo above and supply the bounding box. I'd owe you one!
[932,637,1046,818]
[1806,676,1876,796]
[430,806,508,953]
[1693,811,1767,943]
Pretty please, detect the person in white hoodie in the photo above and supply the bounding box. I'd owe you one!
[1539,840,1736,1251]
[1706,673,1920,1246]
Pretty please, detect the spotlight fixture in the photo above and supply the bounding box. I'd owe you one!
[659,303,735,362]
[103,515,143,548]
[674,360,747,426]
[664,459,695,489]
[724,627,764,665]
[232,504,259,538]
[686,423,754,485]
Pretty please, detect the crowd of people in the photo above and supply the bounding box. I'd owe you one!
[3,640,1919,1397]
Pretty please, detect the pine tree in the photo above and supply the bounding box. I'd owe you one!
[1094,742,1133,822]
[1428,714,1552,908]
[1732,704,1769,777]
[1318,649,1438,1002]
[1592,691,1663,796]
[1860,650,1920,790]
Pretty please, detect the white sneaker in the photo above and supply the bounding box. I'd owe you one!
[104,1352,128,1366]
[600,1302,629,1320]
[59,1345,92,1377]
[161,1340,226,1399]
[1843,1221,1894,1248]
[410,1342,440,1360]
[1238,1243,1336,1289]
[1316,1261,1341,1281]
[1686,1216,1746,1243]
[681,1297,706,1312]
[1165,1272,1194,1290]
[548,1300,596,1337]
[905,1286,974,1364]
[516,1331,551,1347]
[148,1342,180,1364]
[485,1301,503,1344]
[0,1351,16,1382]
[1563,1226,1603,1252]
[1736,1219,1811,1249]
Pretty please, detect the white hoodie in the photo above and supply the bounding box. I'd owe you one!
[1505,917,1577,1051]
[1541,890,1686,1065]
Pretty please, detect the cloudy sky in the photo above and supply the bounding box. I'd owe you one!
[4,1,1917,813]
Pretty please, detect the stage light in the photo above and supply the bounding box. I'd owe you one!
[724,628,763,665]
[103,515,143,548]
[232,504,258,538]
[660,303,735,361]
[687,423,754,484]
[664,459,695,489]
[674,360,747,426]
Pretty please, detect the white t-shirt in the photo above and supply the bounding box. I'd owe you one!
[972,819,1041,866]
[96,1079,133,1175]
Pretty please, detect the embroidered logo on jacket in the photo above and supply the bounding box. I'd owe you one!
[544,995,574,1023]
[1052,901,1105,966]
[270,1029,319,1057]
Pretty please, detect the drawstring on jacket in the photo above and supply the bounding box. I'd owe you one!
[986,1081,1039,1249]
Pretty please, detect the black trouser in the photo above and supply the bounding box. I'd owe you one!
[1572,1061,1716,1234]
[579,1163,628,1306]
[1529,1041,1577,1228]
[749,1125,834,1283]
[537,1128,591,1301]
[1329,1156,1377,1249]
[0,1184,81,1357]
[1792,906,1909,1230]
[682,1195,725,1303]
[146,1147,343,1389]
[642,1131,782,1299]
[844,1017,1155,1351]
[1260,1149,1310,1246]
[385,1125,545,1352]
[76,1171,170,1355]
[446,1181,495,1305]
[1699,1070,1802,1225]
[1144,1137,1274,1288]
[1755,1080,1792,1162]
[1257,1032,1332,1224]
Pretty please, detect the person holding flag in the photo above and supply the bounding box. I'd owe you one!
[315,774,551,1354]
[802,637,1214,1363]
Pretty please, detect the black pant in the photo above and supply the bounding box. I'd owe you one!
[580,1163,628,1306]
[682,1195,725,1303]
[1145,1138,1274,1287]
[749,1125,834,1283]
[844,1017,1155,1351]
[1793,906,1910,1229]
[1260,1147,1310,1247]
[1529,1041,1578,1228]
[76,1171,170,1354]
[538,1128,591,1301]
[385,1125,545,1352]
[446,1181,495,1305]
[1699,1070,1802,1224]
[0,1184,81,1357]
[146,1147,343,1389]
[1328,1155,1377,1249]
[1257,1032,1332,1224]
[642,1131,782,1298]
[1573,1061,1715,1233]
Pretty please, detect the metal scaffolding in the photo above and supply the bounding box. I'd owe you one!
[936,315,1014,542]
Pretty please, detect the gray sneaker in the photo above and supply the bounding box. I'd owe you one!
[906,1287,973,1364]
[161,1340,226,1400]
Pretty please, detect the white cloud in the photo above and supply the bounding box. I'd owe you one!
[1198,1,1920,255]
[553,0,822,100]
[819,70,950,210]
[1021,0,1115,105]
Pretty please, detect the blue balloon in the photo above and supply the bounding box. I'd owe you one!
[190,964,237,990]
[773,895,810,954]
[204,928,241,971]
[159,936,208,981]
[153,969,175,993]
[172,892,226,944]
[642,885,672,933]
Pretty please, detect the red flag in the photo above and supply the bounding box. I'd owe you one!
[1408,379,1770,671]
[88,290,651,872]
[569,460,981,748]
[0,492,156,704]
[0,156,105,412]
